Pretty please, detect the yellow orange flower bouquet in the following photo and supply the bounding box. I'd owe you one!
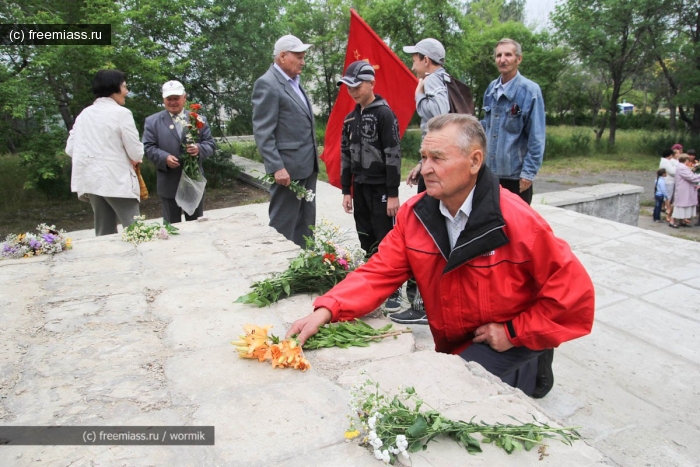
[231,324,311,372]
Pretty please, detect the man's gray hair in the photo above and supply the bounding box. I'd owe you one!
[495,38,522,57]
[426,114,487,155]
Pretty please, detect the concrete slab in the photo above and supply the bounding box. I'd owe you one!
[3,157,700,466]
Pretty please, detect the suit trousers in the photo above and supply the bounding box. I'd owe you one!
[459,342,544,396]
[88,194,140,237]
[352,182,395,257]
[160,196,203,224]
[269,174,317,248]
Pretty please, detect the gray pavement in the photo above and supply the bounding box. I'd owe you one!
[1,157,699,466]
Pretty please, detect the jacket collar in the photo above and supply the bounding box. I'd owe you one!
[271,64,312,119]
[414,165,509,273]
[353,94,388,112]
[488,71,522,101]
[162,110,188,143]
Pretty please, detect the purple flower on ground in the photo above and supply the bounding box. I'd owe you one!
[42,234,56,243]
[29,239,42,250]
[1,244,20,258]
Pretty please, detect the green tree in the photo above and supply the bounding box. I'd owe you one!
[284,0,351,120]
[548,66,591,124]
[468,0,526,24]
[645,0,700,136]
[551,0,669,145]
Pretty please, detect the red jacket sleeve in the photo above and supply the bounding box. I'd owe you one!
[507,221,595,349]
[313,205,414,321]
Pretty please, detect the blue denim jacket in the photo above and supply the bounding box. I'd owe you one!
[481,72,545,181]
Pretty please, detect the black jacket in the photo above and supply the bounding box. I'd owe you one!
[340,95,402,197]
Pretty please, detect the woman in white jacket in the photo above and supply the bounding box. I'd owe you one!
[66,69,144,236]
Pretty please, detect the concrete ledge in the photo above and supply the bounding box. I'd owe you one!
[231,154,271,192]
[533,183,643,226]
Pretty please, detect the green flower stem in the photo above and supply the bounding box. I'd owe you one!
[302,321,412,350]
[350,377,581,462]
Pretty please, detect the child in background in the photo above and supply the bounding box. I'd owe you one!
[654,168,668,223]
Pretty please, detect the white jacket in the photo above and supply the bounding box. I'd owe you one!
[66,97,144,200]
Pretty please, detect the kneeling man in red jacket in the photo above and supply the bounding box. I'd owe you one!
[287,113,595,398]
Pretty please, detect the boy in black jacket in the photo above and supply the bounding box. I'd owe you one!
[338,60,402,310]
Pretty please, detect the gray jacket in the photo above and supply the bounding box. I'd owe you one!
[143,110,216,198]
[252,65,319,179]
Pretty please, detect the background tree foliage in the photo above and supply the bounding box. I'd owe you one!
[1,0,700,200]
[551,0,674,144]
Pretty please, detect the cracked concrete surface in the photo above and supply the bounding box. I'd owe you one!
[1,165,698,466]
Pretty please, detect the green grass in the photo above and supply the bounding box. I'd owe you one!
[541,126,660,175]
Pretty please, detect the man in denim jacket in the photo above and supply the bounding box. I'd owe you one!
[481,38,545,206]
[482,38,550,397]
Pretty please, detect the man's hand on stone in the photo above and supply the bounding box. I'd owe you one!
[274,168,291,187]
[473,323,514,352]
[286,308,332,346]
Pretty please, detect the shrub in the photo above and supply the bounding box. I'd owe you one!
[569,130,592,155]
[138,160,158,193]
[21,130,72,200]
[203,148,241,189]
[637,132,700,156]
[544,129,592,159]
[316,124,326,144]
[401,130,422,162]
[615,113,670,131]
[229,141,262,162]
[0,154,32,211]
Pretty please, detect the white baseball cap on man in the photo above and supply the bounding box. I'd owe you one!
[403,38,446,65]
[273,35,313,56]
[162,80,185,98]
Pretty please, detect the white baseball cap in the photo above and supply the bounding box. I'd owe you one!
[162,80,185,98]
[273,34,312,56]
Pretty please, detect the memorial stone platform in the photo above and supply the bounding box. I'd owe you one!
[1,159,699,466]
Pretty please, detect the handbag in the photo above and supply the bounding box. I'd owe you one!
[135,163,149,200]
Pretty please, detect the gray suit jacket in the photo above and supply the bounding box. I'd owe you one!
[143,110,216,198]
[252,65,318,179]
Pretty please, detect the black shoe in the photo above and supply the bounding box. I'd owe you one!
[531,349,555,399]
[384,288,402,313]
[389,307,428,325]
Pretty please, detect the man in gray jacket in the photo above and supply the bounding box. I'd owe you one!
[252,35,319,248]
[143,80,216,223]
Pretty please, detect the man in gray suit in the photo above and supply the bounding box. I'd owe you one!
[143,80,216,223]
[252,35,319,248]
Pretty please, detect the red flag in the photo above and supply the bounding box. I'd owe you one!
[321,9,418,188]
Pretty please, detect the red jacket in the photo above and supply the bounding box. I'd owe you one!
[314,166,595,355]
